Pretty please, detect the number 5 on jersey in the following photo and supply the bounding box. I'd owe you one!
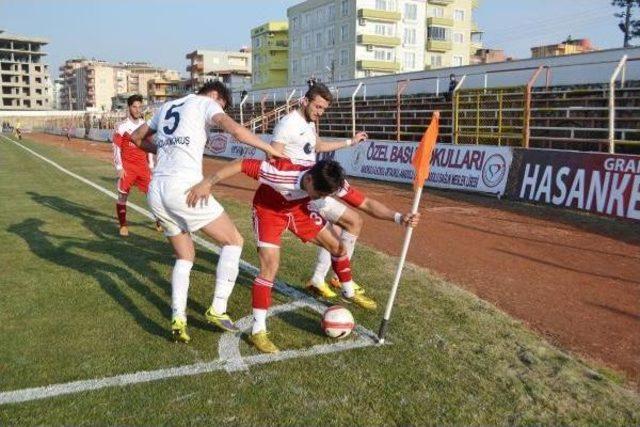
[163,102,185,135]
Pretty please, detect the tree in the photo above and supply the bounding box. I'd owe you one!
[612,0,640,47]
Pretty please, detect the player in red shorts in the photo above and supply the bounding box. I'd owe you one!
[112,94,157,236]
[191,158,374,353]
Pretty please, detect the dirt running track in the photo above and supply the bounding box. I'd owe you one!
[20,133,640,386]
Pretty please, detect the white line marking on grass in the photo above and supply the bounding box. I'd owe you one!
[0,135,379,405]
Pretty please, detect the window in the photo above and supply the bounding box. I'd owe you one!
[329,4,336,18]
[430,54,442,67]
[375,23,394,36]
[341,24,349,42]
[316,32,323,48]
[291,16,299,31]
[403,52,416,69]
[292,60,299,74]
[428,26,449,41]
[432,6,444,17]
[340,49,348,66]
[315,55,322,68]
[453,32,464,44]
[453,55,463,67]
[375,0,386,10]
[454,9,465,21]
[403,28,416,45]
[404,3,417,20]
[326,27,335,46]
[341,0,349,16]
[374,49,394,61]
[303,33,312,49]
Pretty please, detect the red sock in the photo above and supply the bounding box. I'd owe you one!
[116,203,127,227]
[331,255,352,283]
[252,277,273,309]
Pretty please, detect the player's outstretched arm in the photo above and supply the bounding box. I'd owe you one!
[213,114,287,159]
[315,131,368,153]
[358,197,420,227]
[184,160,244,208]
[130,124,157,154]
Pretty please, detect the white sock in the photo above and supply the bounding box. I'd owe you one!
[311,247,332,286]
[311,230,359,286]
[341,230,358,260]
[212,245,242,314]
[341,280,355,298]
[171,259,193,320]
[252,308,267,334]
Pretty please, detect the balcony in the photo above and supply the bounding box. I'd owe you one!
[357,8,401,22]
[427,17,453,27]
[186,63,204,73]
[357,60,401,72]
[357,34,401,47]
[427,39,452,52]
[268,60,287,70]
[429,0,453,4]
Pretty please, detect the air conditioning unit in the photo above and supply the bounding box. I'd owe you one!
[366,45,373,51]
[359,18,366,26]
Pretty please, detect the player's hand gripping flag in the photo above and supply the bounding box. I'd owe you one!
[378,111,440,343]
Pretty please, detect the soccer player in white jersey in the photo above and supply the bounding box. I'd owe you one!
[270,83,387,300]
[130,81,284,343]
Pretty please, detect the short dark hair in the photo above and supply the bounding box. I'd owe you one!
[308,160,345,194]
[198,81,232,109]
[127,94,143,106]
[305,82,333,104]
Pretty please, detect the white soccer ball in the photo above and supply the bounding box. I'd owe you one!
[321,305,355,338]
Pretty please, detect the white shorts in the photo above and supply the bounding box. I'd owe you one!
[308,196,347,223]
[147,178,224,237]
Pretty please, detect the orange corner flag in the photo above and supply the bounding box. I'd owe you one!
[412,111,440,191]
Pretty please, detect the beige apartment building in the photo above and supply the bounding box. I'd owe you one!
[287,0,481,84]
[531,38,598,58]
[0,29,52,110]
[186,49,251,91]
[59,59,179,111]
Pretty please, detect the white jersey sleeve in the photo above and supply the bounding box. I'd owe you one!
[204,98,225,123]
[147,108,161,131]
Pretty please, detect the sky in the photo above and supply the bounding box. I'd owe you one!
[0,0,624,77]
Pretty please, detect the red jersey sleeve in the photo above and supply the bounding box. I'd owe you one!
[241,159,262,180]
[339,184,365,207]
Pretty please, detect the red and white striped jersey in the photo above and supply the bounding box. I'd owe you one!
[241,159,365,208]
[112,116,151,170]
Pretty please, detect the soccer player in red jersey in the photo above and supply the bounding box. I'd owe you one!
[190,157,417,353]
[112,94,156,236]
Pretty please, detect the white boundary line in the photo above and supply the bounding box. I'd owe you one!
[0,135,379,406]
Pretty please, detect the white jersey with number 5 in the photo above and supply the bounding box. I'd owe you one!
[148,94,224,182]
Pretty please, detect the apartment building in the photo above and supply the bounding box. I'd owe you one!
[531,38,598,58]
[0,29,52,110]
[287,0,480,85]
[147,77,191,104]
[59,59,179,111]
[251,21,289,90]
[426,0,482,69]
[185,49,251,90]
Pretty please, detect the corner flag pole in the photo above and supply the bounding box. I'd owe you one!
[378,111,440,344]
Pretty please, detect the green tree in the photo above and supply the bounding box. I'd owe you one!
[612,0,640,47]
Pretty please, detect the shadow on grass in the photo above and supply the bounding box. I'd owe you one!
[7,192,231,338]
[11,192,323,339]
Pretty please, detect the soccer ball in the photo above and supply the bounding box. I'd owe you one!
[321,305,355,338]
